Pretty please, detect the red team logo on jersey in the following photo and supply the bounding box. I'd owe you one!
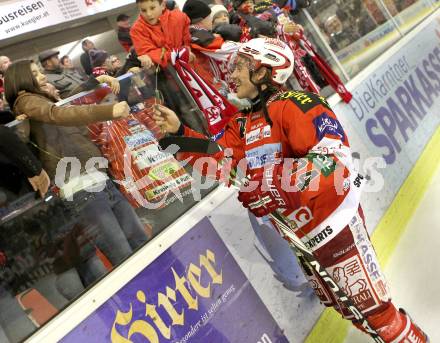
[286,206,313,232]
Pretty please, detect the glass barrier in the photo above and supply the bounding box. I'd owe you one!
[291,10,350,97]
[381,0,436,34]
[306,0,404,77]
[0,70,216,342]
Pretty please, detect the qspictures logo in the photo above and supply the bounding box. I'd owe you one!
[0,1,48,36]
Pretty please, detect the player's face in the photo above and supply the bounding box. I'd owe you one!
[138,0,165,25]
[230,56,258,99]
[31,63,47,88]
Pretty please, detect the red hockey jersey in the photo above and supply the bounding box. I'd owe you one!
[181,90,363,251]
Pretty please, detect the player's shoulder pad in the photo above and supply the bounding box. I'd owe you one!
[274,90,332,113]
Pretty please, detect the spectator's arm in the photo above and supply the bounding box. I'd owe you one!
[130,27,168,66]
[15,94,115,126]
[68,75,120,97]
[73,76,100,94]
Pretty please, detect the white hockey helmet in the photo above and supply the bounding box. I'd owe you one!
[237,37,294,86]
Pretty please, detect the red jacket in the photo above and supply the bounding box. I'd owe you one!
[130,9,191,67]
[181,90,362,251]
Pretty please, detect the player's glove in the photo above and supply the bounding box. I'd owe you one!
[237,164,299,217]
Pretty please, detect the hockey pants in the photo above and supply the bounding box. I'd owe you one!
[296,208,428,342]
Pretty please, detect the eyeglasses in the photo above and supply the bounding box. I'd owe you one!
[111,58,120,64]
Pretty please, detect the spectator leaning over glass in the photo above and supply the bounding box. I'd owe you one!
[4,60,149,283]
[89,49,111,77]
[108,55,123,76]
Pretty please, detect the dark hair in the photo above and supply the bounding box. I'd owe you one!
[41,59,49,68]
[116,48,141,77]
[165,0,176,10]
[4,60,57,111]
[136,0,164,4]
[60,55,70,66]
[81,39,94,52]
[116,14,130,22]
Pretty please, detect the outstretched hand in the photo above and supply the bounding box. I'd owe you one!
[96,75,120,94]
[139,54,154,69]
[28,169,50,198]
[151,104,181,134]
[112,101,130,119]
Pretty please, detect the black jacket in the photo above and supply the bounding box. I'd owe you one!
[80,52,93,76]
[43,68,100,99]
[0,126,42,178]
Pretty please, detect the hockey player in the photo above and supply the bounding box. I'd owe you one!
[151,37,428,342]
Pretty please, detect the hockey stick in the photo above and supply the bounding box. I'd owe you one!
[159,136,385,342]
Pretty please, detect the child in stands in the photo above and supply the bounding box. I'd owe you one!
[130,0,192,69]
[210,4,230,30]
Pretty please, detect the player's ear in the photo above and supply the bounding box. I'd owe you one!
[254,66,270,83]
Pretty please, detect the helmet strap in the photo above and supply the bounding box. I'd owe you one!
[249,67,277,126]
[258,84,273,126]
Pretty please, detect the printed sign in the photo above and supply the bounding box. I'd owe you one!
[0,0,134,40]
[59,217,289,343]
